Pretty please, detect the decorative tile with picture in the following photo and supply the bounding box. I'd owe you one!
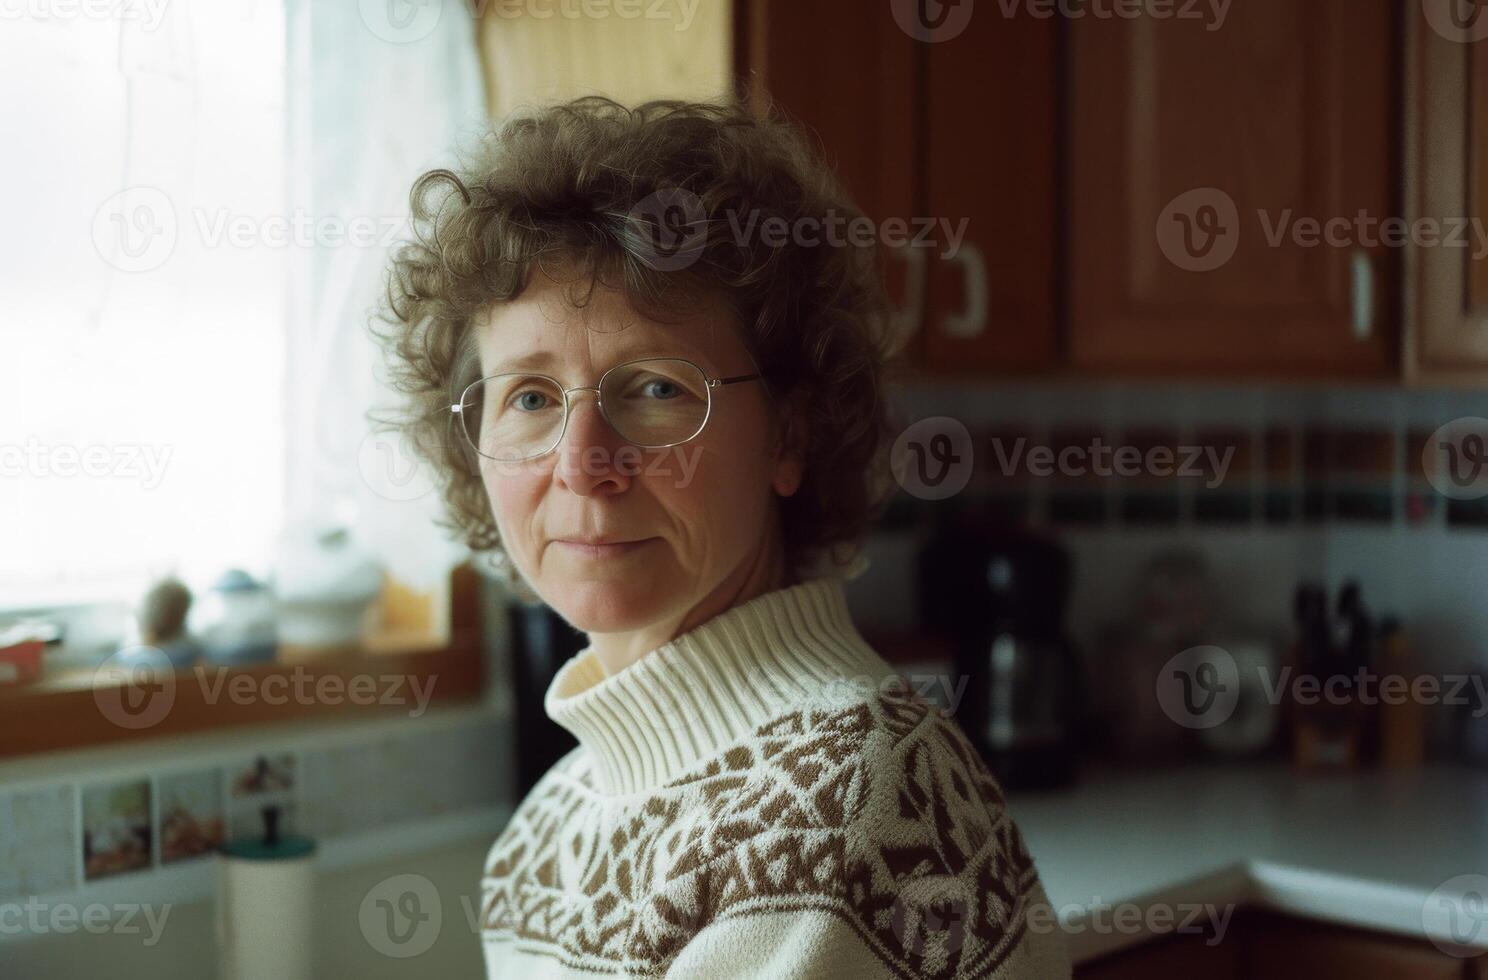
[82,779,152,880]
[226,753,298,842]
[158,769,225,863]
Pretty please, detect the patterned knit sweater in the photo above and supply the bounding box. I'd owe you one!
[480,576,1071,979]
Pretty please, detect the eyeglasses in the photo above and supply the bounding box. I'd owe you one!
[450,356,762,462]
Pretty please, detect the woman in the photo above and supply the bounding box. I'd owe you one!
[377,97,1069,979]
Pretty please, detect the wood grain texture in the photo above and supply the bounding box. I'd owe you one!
[1069,0,1400,377]
[1410,2,1488,376]
[0,564,488,760]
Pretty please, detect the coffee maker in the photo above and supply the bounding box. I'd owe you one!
[919,513,1083,790]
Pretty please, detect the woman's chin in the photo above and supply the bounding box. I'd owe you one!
[542,577,673,634]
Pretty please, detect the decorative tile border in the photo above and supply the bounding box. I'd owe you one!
[880,382,1488,534]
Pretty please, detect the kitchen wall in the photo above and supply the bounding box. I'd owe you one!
[0,705,512,974]
[845,381,1488,675]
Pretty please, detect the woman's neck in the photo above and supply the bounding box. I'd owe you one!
[587,529,792,677]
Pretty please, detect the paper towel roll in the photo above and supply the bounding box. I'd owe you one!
[216,809,317,980]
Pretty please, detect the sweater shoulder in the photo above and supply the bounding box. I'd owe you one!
[655,682,1055,978]
[676,675,1010,822]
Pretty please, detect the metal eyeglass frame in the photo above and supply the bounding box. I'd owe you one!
[449,355,762,461]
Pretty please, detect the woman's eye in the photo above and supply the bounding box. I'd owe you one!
[512,389,550,411]
[642,379,680,399]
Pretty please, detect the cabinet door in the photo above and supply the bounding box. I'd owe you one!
[1245,912,1466,980]
[739,0,921,359]
[1069,0,1398,377]
[1411,0,1488,375]
[921,5,1059,373]
[1075,931,1243,980]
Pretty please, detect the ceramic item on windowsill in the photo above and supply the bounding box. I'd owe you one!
[190,570,277,666]
[117,577,202,670]
[271,524,383,657]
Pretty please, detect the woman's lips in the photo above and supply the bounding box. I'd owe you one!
[552,538,655,560]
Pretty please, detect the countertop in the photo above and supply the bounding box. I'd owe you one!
[12,764,1481,976]
[1008,762,1488,964]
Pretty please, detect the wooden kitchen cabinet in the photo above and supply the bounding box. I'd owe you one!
[737,0,922,357]
[1075,929,1243,980]
[739,0,1060,373]
[1244,910,1470,980]
[921,2,1060,372]
[1068,0,1401,377]
[1408,2,1488,379]
[743,0,1474,385]
[1074,908,1482,979]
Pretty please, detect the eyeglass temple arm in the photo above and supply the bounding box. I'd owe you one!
[709,373,762,388]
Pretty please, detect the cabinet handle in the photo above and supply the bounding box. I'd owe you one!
[941,242,989,339]
[889,243,928,351]
[1351,249,1374,341]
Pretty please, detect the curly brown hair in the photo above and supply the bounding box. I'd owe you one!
[371,96,902,581]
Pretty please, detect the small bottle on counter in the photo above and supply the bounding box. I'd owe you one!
[1290,581,1366,772]
[1376,617,1427,769]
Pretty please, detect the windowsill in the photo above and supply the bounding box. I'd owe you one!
[0,638,488,761]
[0,564,493,760]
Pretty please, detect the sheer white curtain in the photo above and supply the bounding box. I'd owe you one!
[283,0,487,590]
[0,0,486,610]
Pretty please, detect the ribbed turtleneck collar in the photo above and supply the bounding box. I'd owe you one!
[543,576,891,796]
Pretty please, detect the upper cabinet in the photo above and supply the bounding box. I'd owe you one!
[738,0,922,356]
[922,4,1059,372]
[744,0,1487,385]
[1068,0,1399,377]
[1409,1,1488,379]
[739,0,1060,373]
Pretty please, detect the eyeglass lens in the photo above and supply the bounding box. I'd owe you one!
[459,358,711,461]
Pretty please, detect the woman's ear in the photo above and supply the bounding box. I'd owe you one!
[770,394,808,498]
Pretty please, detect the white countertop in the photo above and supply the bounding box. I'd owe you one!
[1008,763,1488,964]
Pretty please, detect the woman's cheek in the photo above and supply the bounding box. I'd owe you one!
[482,466,544,560]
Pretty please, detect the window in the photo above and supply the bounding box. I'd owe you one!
[0,3,288,608]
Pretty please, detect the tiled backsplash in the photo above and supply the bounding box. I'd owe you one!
[0,709,509,910]
[878,382,1488,533]
[0,786,76,900]
[846,381,1488,673]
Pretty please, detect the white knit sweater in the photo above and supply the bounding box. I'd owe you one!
[479,576,1071,979]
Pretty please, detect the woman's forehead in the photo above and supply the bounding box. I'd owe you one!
[476,276,739,372]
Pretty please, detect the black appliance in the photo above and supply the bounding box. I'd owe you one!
[919,512,1083,790]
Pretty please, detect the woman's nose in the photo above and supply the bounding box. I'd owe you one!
[552,391,631,495]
